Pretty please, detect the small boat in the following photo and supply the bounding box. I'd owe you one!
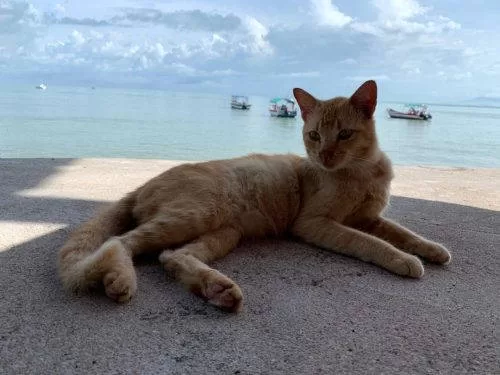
[387,104,432,120]
[269,97,297,118]
[231,95,251,110]
[35,84,47,90]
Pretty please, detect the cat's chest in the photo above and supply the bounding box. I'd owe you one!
[320,183,362,210]
[304,178,385,220]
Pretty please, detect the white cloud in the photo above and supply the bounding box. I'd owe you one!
[170,62,197,75]
[0,0,41,33]
[353,0,461,37]
[89,30,104,40]
[310,0,352,28]
[353,11,460,36]
[438,70,472,81]
[0,0,498,101]
[346,74,391,81]
[111,8,241,32]
[139,55,149,69]
[242,16,273,55]
[437,16,461,30]
[151,42,166,61]
[212,33,226,44]
[379,18,460,35]
[70,30,85,45]
[211,69,239,76]
[54,3,66,14]
[372,0,428,21]
[338,58,358,65]
[275,71,321,78]
[350,22,383,36]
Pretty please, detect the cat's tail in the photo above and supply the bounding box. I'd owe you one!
[57,192,137,292]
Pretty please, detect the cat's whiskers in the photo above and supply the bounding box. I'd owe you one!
[346,153,378,165]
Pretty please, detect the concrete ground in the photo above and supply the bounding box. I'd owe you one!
[0,158,498,375]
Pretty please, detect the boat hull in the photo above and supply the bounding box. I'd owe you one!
[387,108,431,120]
[231,103,251,110]
[269,109,297,118]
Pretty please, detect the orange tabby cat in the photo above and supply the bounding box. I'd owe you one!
[58,80,451,312]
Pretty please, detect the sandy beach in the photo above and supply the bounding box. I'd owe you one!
[1,158,498,374]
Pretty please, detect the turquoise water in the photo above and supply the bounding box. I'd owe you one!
[1,85,499,167]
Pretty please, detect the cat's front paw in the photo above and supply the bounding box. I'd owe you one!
[422,241,451,265]
[389,255,424,278]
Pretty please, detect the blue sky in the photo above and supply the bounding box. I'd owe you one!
[1,0,500,101]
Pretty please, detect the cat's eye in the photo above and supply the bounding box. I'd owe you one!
[308,131,321,141]
[338,129,354,140]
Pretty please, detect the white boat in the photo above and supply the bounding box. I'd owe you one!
[387,104,432,120]
[269,97,297,118]
[231,95,251,110]
[35,84,47,90]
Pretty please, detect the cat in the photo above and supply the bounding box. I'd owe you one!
[58,80,451,312]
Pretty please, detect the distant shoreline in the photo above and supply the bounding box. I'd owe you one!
[3,83,500,110]
[380,100,500,110]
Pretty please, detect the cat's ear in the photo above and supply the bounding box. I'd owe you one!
[293,88,318,121]
[350,80,377,118]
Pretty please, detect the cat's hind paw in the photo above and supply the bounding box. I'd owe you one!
[103,270,137,303]
[95,238,137,302]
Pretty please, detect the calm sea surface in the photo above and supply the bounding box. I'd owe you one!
[1,85,499,167]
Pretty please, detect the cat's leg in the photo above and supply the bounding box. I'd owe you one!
[292,216,424,278]
[118,213,210,256]
[354,217,451,264]
[159,227,243,312]
[90,214,209,302]
[70,237,137,302]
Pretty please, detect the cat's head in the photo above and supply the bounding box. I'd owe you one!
[293,80,379,171]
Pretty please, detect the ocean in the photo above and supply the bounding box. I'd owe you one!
[1,85,499,168]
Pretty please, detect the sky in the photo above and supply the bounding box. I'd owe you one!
[1,0,500,101]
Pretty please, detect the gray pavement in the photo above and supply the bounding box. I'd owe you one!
[0,158,498,374]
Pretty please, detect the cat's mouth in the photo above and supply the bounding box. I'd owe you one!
[316,158,343,171]
[318,153,346,171]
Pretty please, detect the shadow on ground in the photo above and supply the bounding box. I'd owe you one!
[0,159,498,374]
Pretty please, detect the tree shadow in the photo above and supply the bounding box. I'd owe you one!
[0,158,105,225]
[0,159,498,374]
[1,158,74,194]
